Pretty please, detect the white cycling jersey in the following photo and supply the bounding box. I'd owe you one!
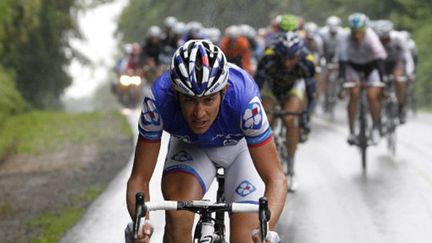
[386,30,415,76]
[338,28,387,64]
[319,26,347,63]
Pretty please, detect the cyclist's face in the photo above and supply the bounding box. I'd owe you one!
[282,54,300,70]
[351,30,365,43]
[380,36,390,45]
[178,91,223,134]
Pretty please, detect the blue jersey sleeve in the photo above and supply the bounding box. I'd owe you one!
[240,95,272,146]
[138,88,163,141]
[228,65,272,146]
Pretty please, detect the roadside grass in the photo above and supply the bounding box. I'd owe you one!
[28,185,104,243]
[0,110,132,160]
[0,109,132,241]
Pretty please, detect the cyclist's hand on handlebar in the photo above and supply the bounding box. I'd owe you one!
[125,221,154,243]
[251,229,281,243]
[136,222,153,243]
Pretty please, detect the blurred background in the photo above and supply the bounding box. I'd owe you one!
[1,0,431,115]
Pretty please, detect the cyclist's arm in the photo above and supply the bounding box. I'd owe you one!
[126,135,161,220]
[249,140,287,230]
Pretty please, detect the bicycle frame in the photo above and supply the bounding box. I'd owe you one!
[194,167,226,242]
[323,62,340,120]
[343,78,384,171]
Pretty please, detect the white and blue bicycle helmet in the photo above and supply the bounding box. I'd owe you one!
[348,12,369,30]
[274,31,303,59]
[170,39,229,97]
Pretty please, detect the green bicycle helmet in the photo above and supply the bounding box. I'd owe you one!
[279,14,299,32]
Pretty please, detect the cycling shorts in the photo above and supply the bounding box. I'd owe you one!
[261,79,306,103]
[345,63,382,87]
[163,137,265,204]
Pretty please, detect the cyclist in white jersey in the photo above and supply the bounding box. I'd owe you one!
[318,16,347,105]
[319,16,347,64]
[338,13,388,145]
[372,19,415,124]
[126,40,285,243]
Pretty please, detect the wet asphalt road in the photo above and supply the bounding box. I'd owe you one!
[61,107,432,242]
[278,107,432,243]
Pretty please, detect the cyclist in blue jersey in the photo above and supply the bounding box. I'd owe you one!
[126,40,286,243]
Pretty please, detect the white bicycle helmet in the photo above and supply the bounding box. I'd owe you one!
[164,16,177,29]
[372,19,393,38]
[225,25,241,39]
[326,16,341,32]
[170,39,229,97]
[147,25,162,38]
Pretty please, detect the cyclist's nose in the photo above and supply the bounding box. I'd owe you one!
[193,103,206,119]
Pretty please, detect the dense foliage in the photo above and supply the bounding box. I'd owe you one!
[0,0,111,117]
[0,0,79,110]
[117,0,432,107]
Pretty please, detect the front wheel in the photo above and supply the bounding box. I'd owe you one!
[387,129,397,156]
[358,110,368,172]
[361,145,367,172]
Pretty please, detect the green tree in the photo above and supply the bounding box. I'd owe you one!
[0,0,111,110]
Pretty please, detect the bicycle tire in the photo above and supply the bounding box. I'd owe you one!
[273,118,290,175]
[279,141,290,176]
[361,145,367,171]
[387,126,397,156]
[406,82,417,116]
[327,72,339,120]
[358,90,368,172]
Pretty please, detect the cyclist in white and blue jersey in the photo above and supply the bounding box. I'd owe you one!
[338,12,388,145]
[126,39,285,243]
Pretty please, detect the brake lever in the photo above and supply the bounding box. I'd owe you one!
[259,197,271,243]
[133,192,146,240]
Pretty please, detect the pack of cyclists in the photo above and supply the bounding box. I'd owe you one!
[121,13,417,242]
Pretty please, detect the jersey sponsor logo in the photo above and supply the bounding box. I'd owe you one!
[140,97,162,132]
[171,150,193,162]
[212,133,243,146]
[173,135,192,143]
[235,180,256,197]
[242,97,264,131]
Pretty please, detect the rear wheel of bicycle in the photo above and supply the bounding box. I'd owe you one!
[406,83,417,116]
[328,82,339,120]
[280,148,290,176]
